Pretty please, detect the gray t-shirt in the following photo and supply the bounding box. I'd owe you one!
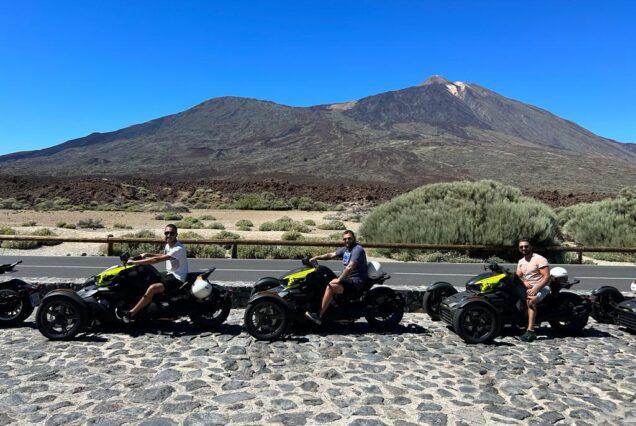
[336,243,367,281]
[165,241,188,283]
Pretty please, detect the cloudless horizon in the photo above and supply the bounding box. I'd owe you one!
[1,0,635,156]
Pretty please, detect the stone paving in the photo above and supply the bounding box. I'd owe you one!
[0,311,634,426]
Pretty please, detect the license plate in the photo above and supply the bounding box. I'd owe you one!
[30,292,41,306]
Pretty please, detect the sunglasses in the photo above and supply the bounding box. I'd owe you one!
[164,231,176,236]
[343,237,353,241]
[519,245,530,249]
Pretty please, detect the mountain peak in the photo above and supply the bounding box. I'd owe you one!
[420,75,450,85]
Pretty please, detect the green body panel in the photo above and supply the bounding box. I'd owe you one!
[283,268,316,289]
[96,264,136,287]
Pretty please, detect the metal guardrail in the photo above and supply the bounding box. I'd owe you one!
[0,235,635,263]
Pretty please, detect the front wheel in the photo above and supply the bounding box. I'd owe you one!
[0,285,34,325]
[190,296,231,328]
[364,289,404,330]
[549,293,589,335]
[243,298,289,341]
[452,303,500,344]
[36,296,86,340]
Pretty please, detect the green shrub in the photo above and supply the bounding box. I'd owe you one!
[31,228,61,246]
[154,213,184,221]
[317,220,346,230]
[199,215,217,220]
[113,223,133,229]
[0,226,16,235]
[34,197,71,211]
[237,224,251,231]
[288,196,332,211]
[220,192,291,210]
[281,231,304,241]
[77,218,105,229]
[558,186,636,262]
[207,222,225,230]
[174,217,205,229]
[360,180,562,262]
[21,221,36,227]
[178,231,226,258]
[55,221,67,228]
[1,240,40,250]
[303,219,316,226]
[110,230,163,256]
[328,232,343,240]
[63,223,77,229]
[238,245,321,259]
[215,231,240,240]
[0,198,25,210]
[259,216,311,233]
[235,219,253,227]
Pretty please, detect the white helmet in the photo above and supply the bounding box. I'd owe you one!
[367,261,385,279]
[191,277,212,299]
[550,267,568,284]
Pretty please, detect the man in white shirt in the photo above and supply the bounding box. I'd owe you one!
[116,223,189,323]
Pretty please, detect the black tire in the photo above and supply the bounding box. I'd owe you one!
[549,292,589,335]
[243,298,289,341]
[190,296,231,329]
[364,288,404,330]
[36,296,86,340]
[590,289,624,324]
[452,303,500,344]
[0,285,34,325]
[423,283,457,321]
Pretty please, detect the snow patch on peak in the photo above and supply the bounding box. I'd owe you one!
[445,81,470,98]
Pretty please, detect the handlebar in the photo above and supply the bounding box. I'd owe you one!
[0,260,22,274]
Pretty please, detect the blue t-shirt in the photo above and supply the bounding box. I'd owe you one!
[336,243,367,281]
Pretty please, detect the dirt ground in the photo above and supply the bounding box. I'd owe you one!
[0,209,360,256]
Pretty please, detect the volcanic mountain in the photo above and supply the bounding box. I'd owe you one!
[2,75,635,192]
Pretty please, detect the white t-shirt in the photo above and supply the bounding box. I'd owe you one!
[165,242,188,283]
[517,253,549,290]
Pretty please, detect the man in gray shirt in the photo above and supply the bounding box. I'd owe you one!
[305,230,368,325]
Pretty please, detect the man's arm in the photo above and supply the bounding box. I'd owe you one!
[310,252,337,262]
[337,260,356,281]
[128,254,172,265]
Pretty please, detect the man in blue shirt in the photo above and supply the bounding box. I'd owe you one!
[305,229,368,325]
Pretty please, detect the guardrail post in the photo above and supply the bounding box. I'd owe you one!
[107,234,114,256]
[578,249,583,264]
[231,243,238,259]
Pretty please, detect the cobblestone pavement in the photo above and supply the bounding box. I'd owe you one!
[0,311,634,426]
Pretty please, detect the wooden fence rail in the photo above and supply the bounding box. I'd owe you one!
[1,235,635,263]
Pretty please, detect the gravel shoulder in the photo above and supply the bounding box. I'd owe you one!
[0,311,634,425]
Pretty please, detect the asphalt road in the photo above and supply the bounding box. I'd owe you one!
[1,255,634,292]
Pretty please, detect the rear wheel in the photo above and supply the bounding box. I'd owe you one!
[190,297,231,328]
[364,289,404,330]
[590,288,624,324]
[243,298,289,341]
[452,303,500,344]
[423,283,457,321]
[549,292,589,335]
[36,296,86,340]
[0,285,33,325]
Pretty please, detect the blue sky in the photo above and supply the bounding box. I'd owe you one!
[1,1,635,155]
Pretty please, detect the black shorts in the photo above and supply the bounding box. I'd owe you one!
[340,277,365,297]
[160,272,184,293]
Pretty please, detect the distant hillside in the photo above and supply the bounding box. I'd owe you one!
[2,75,635,192]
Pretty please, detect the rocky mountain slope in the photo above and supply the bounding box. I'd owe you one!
[2,76,634,192]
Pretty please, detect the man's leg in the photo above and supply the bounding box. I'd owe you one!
[320,281,344,317]
[129,283,165,317]
[527,295,539,331]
